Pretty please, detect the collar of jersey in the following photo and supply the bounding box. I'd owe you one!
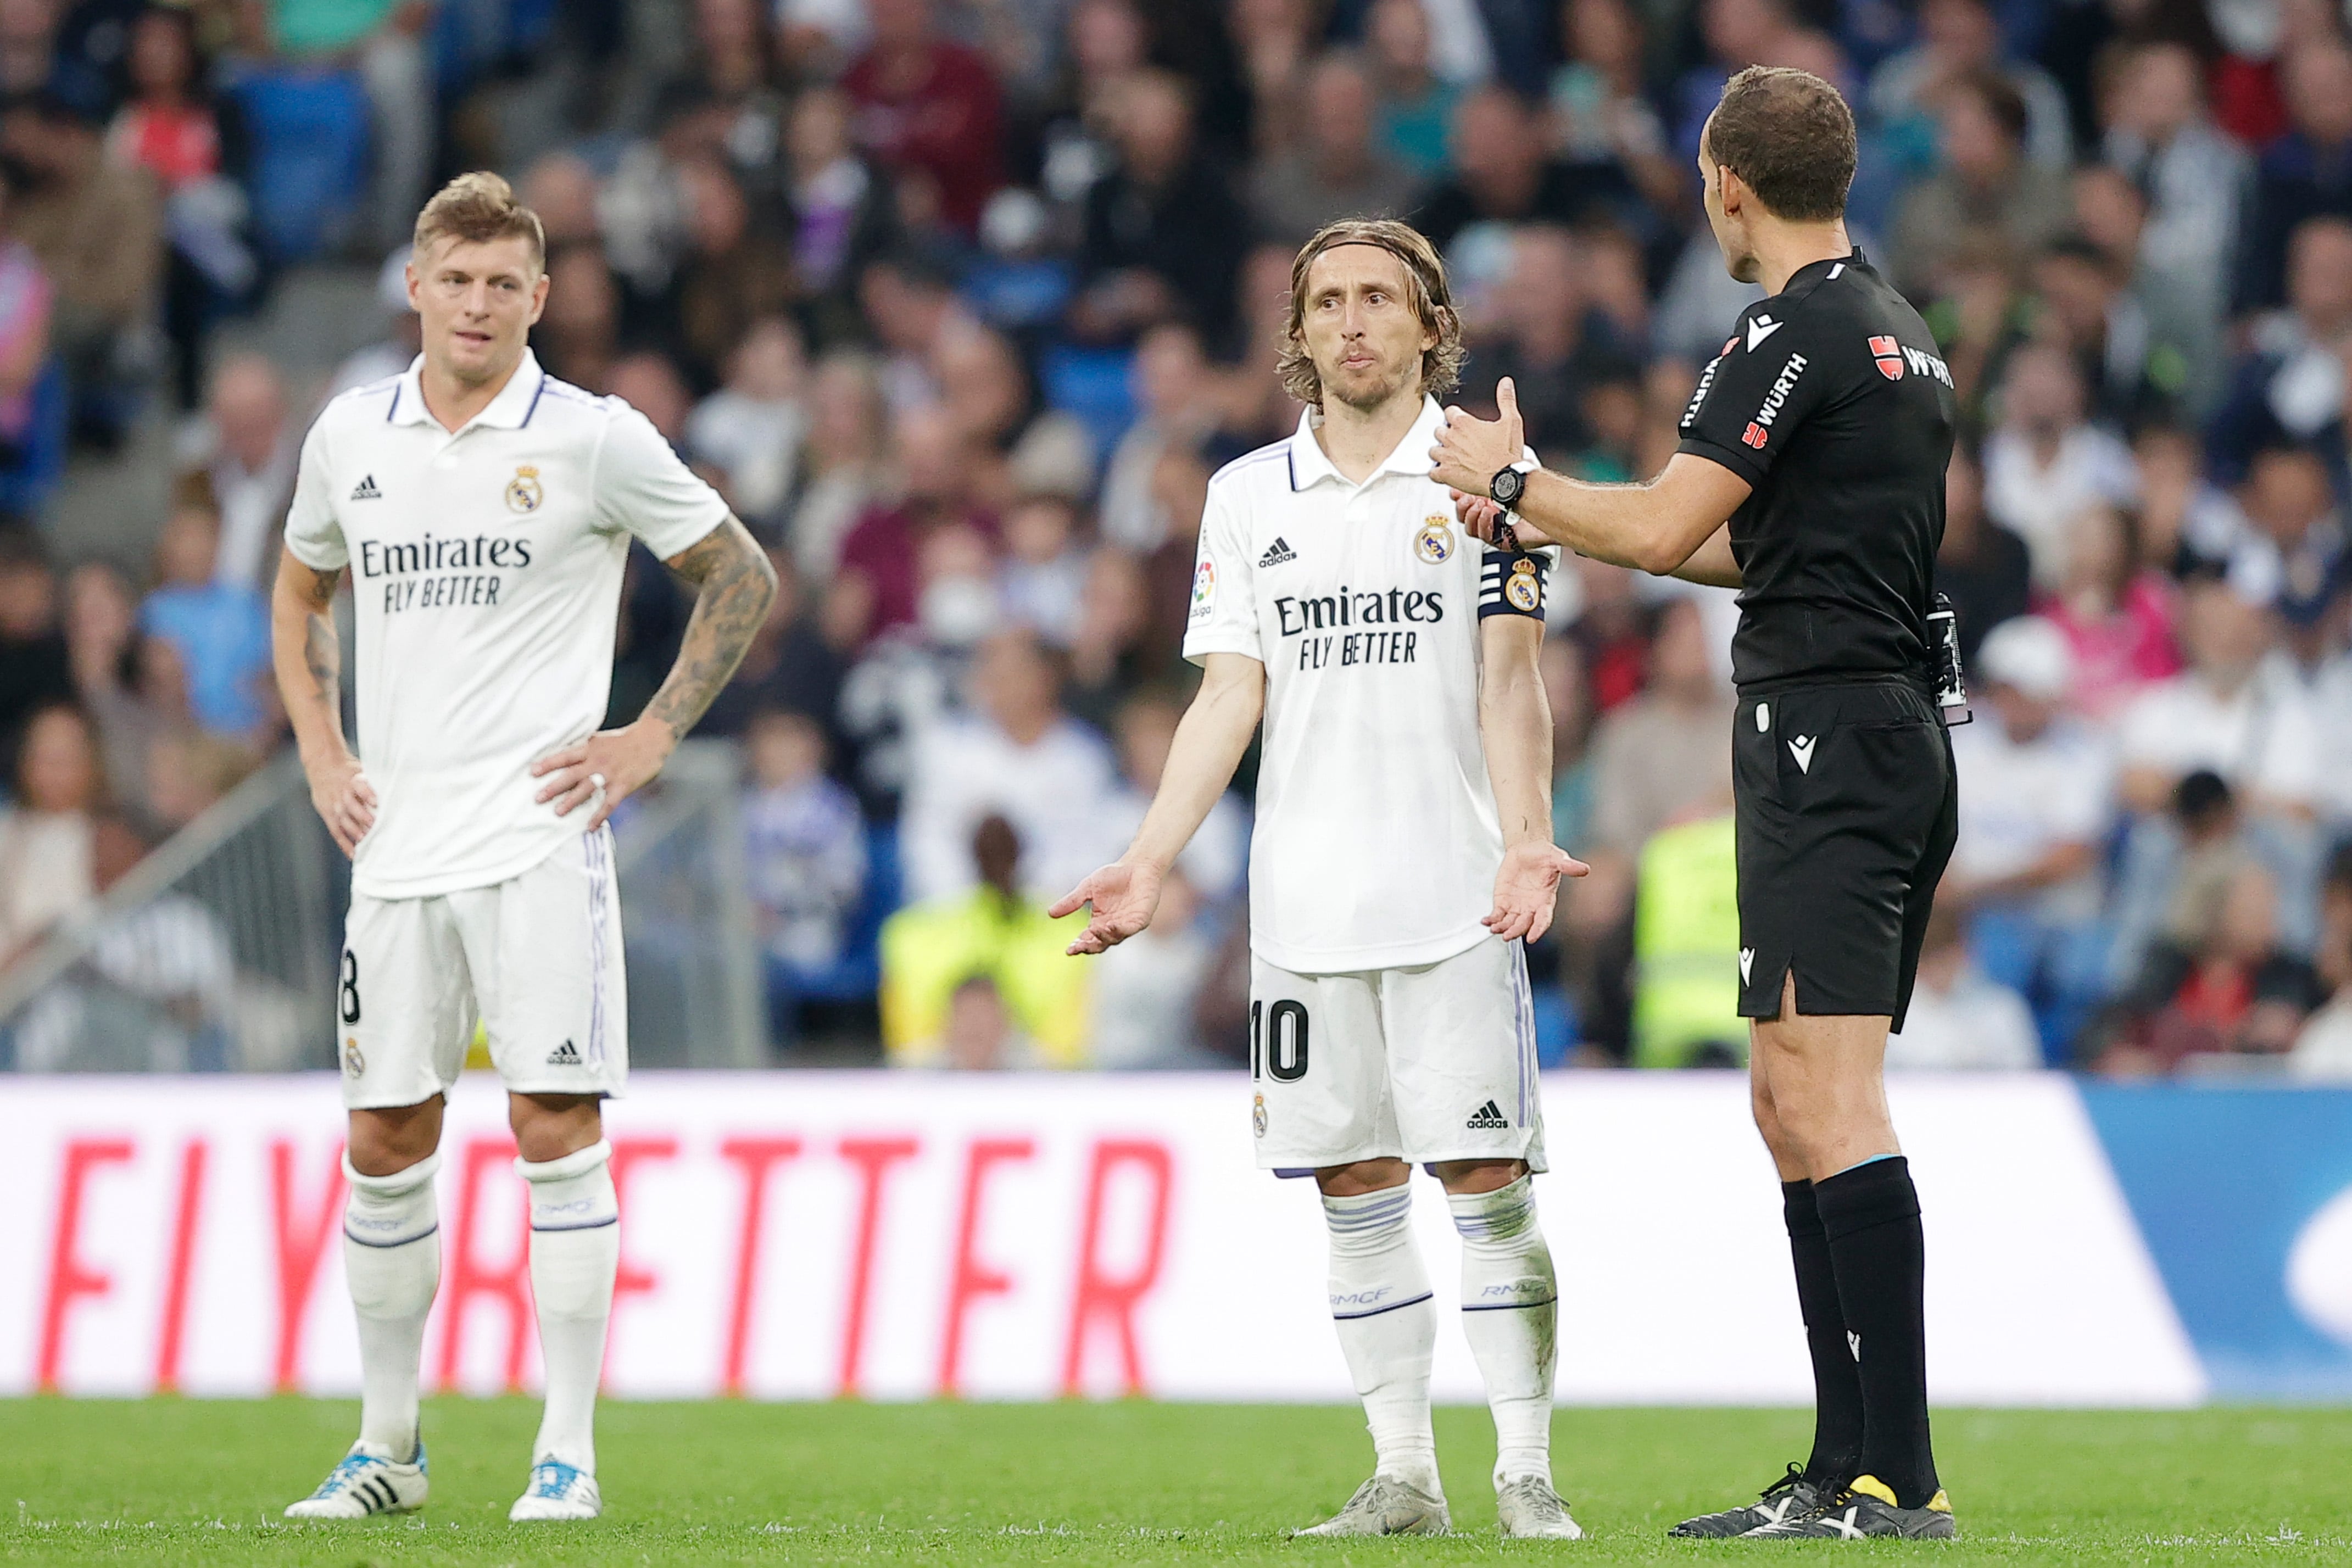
[1285,395,1445,492]
[1781,248,1866,299]
[387,349,549,432]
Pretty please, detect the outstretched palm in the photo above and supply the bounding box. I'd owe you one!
[1051,861,1166,955]
[1484,842,1589,944]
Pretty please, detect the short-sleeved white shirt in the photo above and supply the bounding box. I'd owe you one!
[1183,398,1550,974]
[2115,666,2321,809]
[283,350,728,899]
[1949,712,2114,919]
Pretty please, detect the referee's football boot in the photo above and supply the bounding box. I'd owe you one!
[1742,1474,1957,1539]
[1496,1475,1585,1539]
[284,1442,428,1518]
[1666,1463,1829,1538]
[1292,1474,1452,1537]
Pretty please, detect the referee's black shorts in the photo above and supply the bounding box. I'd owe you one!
[1731,678,1958,1030]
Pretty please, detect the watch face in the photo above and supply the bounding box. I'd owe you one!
[1491,467,1524,507]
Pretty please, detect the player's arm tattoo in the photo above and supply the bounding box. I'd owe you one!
[646,516,777,744]
[297,563,340,699]
[270,549,354,762]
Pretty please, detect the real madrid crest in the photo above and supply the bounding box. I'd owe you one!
[1252,1091,1268,1138]
[343,1037,365,1076]
[1415,515,1453,564]
[1507,555,1541,612]
[505,464,544,514]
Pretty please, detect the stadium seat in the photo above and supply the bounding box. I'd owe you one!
[0,358,69,516]
[1038,344,1136,467]
[1529,982,1577,1069]
[228,69,372,264]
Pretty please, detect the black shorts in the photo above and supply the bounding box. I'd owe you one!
[1731,678,1958,1029]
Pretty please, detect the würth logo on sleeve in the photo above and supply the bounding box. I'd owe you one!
[1741,353,1810,450]
[1870,336,1904,380]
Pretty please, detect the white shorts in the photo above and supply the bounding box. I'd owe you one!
[336,826,627,1109]
[1248,935,1547,1173]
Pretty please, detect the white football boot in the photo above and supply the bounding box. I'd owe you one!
[1293,1474,1452,1536]
[509,1458,603,1522]
[284,1444,428,1518]
[1496,1475,1586,1539]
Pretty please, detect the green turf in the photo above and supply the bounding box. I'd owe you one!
[0,1399,2343,1564]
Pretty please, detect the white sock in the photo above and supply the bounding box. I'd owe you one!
[1323,1182,1440,1497]
[342,1152,440,1461]
[519,1139,618,1474]
[1448,1175,1558,1487]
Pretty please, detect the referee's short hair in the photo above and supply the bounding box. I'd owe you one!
[1278,218,1464,407]
[414,171,547,271]
[1706,66,1856,223]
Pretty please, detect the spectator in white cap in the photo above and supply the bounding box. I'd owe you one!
[1943,615,2117,1054]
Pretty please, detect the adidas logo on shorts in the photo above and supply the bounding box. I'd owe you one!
[546,1039,582,1067]
[350,474,382,501]
[1465,1099,1510,1130]
[1258,537,1297,568]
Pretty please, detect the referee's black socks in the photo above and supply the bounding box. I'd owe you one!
[1814,1156,1939,1509]
[1781,1179,1863,1487]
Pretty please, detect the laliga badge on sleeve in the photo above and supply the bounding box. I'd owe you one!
[1189,559,1216,623]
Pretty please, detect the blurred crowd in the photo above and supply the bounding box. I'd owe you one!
[2,0,2351,1078]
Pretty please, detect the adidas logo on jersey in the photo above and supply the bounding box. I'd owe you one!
[546,1039,582,1067]
[350,475,382,501]
[1258,537,1297,568]
[1465,1099,1510,1130]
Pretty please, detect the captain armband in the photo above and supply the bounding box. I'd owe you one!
[1477,550,1549,620]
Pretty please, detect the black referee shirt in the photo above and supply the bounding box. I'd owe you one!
[1676,250,1957,689]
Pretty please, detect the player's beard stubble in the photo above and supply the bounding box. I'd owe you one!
[1320,347,1420,415]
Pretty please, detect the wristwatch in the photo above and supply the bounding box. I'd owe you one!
[1486,460,1542,510]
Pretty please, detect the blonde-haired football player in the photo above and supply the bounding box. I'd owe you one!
[273,173,775,1522]
[1056,219,1590,1539]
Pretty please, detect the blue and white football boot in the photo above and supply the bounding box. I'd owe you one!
[284,1443,428,1518]
[509,1457,603,1522]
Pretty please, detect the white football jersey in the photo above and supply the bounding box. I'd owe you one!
[1183,398,1551,973]
[283,350,729,900]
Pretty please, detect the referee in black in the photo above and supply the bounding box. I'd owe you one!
[1431,66,1960,1541]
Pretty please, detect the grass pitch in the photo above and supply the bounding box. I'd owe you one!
[0,1399,2343,1564]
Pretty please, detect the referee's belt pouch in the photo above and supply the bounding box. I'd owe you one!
[1738,683,1942,813]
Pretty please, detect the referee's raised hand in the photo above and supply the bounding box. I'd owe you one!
[1429,375,1525,497]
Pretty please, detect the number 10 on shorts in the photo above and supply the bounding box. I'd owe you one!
[1250,999,1310,1082]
